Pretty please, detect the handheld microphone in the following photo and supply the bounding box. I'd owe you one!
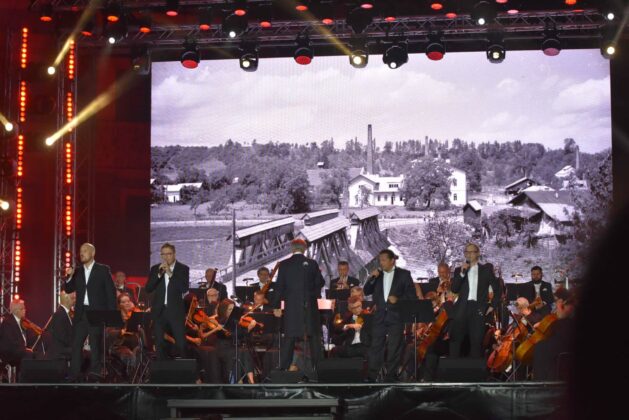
[462,260,470,275]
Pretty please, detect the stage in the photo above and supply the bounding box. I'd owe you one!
[0,382,566,420]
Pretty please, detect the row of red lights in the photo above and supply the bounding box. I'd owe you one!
[68,40,75,80]
[19,81,26,123]
[20,28,27,69]
[64,40,75,260]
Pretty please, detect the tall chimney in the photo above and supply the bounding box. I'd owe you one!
[367,124,373,174]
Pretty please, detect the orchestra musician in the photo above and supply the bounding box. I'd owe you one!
[271,238,325,377]
[64,243,117,379]
[146,243,190,359]
[330,260,360,290]
[46,291,76,362]
[252,266,276,303]
[205,287,220,317]
[364,249,416,382]
[331,295,372,359]
[520,266,554,317]
[113,271,136,303]
[106,293,141,378]
[0,298,37,371]
[204,268,227,301]
[449,243,500,358]
[350,286,365,301]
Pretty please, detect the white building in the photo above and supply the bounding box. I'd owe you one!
[164,183,203,203]
[347,167,467,208]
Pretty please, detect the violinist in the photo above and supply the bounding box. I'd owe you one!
[330,261,360,291]
[0,299,37,370]
[181,294,221,384]
[331,296,372,359]
[205,287,220,317]
[46,291,76,362]
[106,293,141,378]
[250,290,272,312]
[514,297,544,330]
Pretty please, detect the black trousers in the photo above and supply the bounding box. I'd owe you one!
[152,309,186,360]
[70,310,103,376]
[449,300,485,358]
[333,342,368,359]
[368,320,404,381]
[280,334,322,374]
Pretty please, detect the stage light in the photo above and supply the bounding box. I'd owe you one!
[472,1,496,26]
[239,45,258,72]
[234,0,248,16]
[166,0,179,17]
[542,32,561,56]
[0,200,10,211]
[139,18,152,34]
[383,42,408,69]
[106,1,122,22]
[4,122,13,132]
[349,39,368,68]
[199,8,212,31]
[81,20,94,37]
[565,0,577,5]
[47,66,56,75]
[601,3,620,22]
[105,19,128,45]
[40,4,53,22]
[601,43,616,58]
[360,1,375,9]
[223,13,247,38]
[426,34,445,61]
[181,41,200,69]
[258,3,273,27]
[108,36,116,45]
[487,42,506,63]
[600,24,618,59]
[347,6,373,34]
[318,1,334,25]
[431,3,443,11]
[294,37,313,65]
[495,0,508,4]
[295,2,309,12]
[445,12,457,18]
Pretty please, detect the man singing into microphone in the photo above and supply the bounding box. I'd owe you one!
[449,243,500,358]
[364,249,416,382]
[64,243,117,380]
[146,243,190,359]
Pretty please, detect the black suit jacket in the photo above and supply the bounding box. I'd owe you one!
[330,276,360,290]
[333,311,373,347]
[252,282,276,304]
[452,263,500,319]
[46,306,73,360]
[363,267,416,324]
[64,262,117,319]
[271,253,325,337]
[146,261,190,320]
[0,315,35,362]
[420,277,441,296]
[520,280,554,316]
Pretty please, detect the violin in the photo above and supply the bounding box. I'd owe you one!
[21,318,43,335]
[239,315,264,330]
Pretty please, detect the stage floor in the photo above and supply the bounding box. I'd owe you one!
[0,382,566,420]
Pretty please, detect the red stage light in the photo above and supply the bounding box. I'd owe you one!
[140,25,151,34]
[295,4,308,12]
[360,2,374,9]
[259,20,272,28]
[385,16,396,22]
[445,12,457,18]
[507,9,519,15]
[322,18,334,25]
[295,55,312,65]
[234,8,247,17]
[565,0,577,5]
[199,23,211,31]
[431,3,443,11]
[20,28,28,69]
[496,0,508,4]
[427,51,444,60]
[182,59,198,69]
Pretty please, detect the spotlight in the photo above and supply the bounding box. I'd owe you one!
[542,32,561,56]
[223,13,247,38]
[81,20,95,36]
[430,2,444,11]
[181,41,200,69]
[108,36,116,45]
[166,0,179,17]
[383,42,408,69]
[199,7,212,31]
[600,24,618,59]
[295,1,309,12]
[601,3,620,21]
[472,1,496,26]
[347,6,373,34]
[349,39,368,68]
[234,0,248,16]
[487,42,505,63]
[40,4,53,22]
[426,34,445,61]
[360,1,375,9]
[105,19,127,45]
[4,122,13,132]
[105,1,122,23]
[239,44,259,72]
[258,3,273,28]
[0,200,9,211]
[47,66,56,75]
[601,43,616,58]
[294,37,313,65]
[139,18,152,34]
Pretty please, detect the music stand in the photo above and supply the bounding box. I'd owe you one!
[505,283,522,301]
[235,286,255,303]
[327,289,350,301]
[397,300,435,381]
[86,310,124,378]
[125,311,149,384]
[226,305,246,383]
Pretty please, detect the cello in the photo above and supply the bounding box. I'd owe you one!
[487,315,528,373]
[515,313,558,365]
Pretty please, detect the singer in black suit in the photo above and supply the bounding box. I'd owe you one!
[363,249,416,382]
[46,291,75,362]
[271,239,325,375]
[449,243,500,358]
[64,243,117,378]
[146,243,190,359]
[520,266,554,317]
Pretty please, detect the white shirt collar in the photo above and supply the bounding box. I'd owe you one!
[169,261,177,270]
[13,314,22,325]
[383,266,395,274]
[61,304,71,314]
[84,261,95,270]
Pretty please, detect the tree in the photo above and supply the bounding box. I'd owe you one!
[384,141,393,154]
[354,185,372,208]
[482,209,519,248]
[190,189,210,215]
[319,168,349,208]
[420,215,472,265]
[400,160,452,209]
[266,168,312,214]
[454,149,483,193]
[179,185,200,205]
[177,166,207,183]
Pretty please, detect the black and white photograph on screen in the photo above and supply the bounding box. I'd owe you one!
[150,50,611,293]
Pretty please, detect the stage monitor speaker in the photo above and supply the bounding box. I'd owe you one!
[317,358,364,383]
[19,359,67,383]
[436,358,488,382]
[269,370,302,384]
[149,359,197,384]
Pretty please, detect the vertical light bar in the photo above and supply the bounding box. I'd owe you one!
[67,40,75,80]
[19,81,26,123]
[64,38,76,270]
[20,27,28,69]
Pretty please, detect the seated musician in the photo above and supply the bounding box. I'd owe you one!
[252,266,276,303]
[113,271,136,303]
[521,266,554,317]
[211,299,257,383]
[205,287,220,317]
[331,296,372,359]
[349,286,364,301]
[533,287,576,381]
[46,291,76,362]
[330,261,360,290]
[205,268,227,301]
[0,299,37,370]
[106,293,140,377]
[416,292,451,381]
[514,297,544,329]
[251,290,272,312]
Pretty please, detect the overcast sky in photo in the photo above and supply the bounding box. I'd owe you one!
[151,49,611,154]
